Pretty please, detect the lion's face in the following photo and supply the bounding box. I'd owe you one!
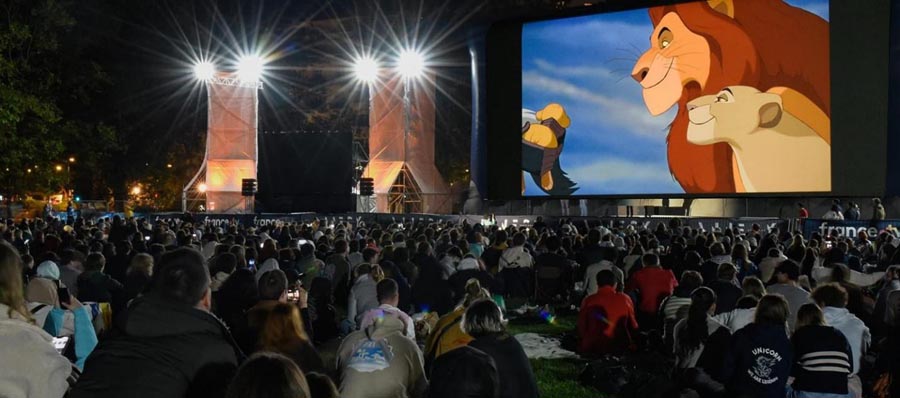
[632,12,711,116]
[686,86,783,145]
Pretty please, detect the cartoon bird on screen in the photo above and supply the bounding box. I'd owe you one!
[521,103,578,195]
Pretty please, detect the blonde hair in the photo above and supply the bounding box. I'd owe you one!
[0,241,33,323]
[370,265,385,283]
[259,303,309,354]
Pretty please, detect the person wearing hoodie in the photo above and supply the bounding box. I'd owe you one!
[24,277,99,368]
[0,241,78,398]
[811,283,870,397]
[498,233,534,299]
[336,287,427,398]
[209,253,237,292]
[345,264,380,332]
[69,248,242,398]
[722,294,793,398]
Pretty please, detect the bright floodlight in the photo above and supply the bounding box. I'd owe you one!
[396,49,425,79]
[353,57,379,83]
[194,61,215,81]
[198,183,208,193]
[237,56,265,82]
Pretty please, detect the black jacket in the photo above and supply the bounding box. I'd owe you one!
[70,294,242,398]
[468,334,539,398]
[427,345,500,398]
[708,280,743,314]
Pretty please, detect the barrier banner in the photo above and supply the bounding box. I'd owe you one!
[145,212,787,235]
[800,219,900,239]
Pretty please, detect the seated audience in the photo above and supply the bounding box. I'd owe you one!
[424,278,491,372]
[76,253,124,307]
[767,260,811,331]
[336,283,427,397]
[70,248,242,398]
[626,253,677,329]
[124,253,153,303]
[225,352,309,398]
[307,277,340,344]
[722,294,793,398]
[789,303,853,397]
[812,283,870,397]
[346,264,380,331]
[0,241,76,397]
[660,270,703,350]
[708,263,743,314]
[257,302,324,374]
[712,295,759,333]
[464,298,539,398]
[578,269,639,355]
[673,287,731,396]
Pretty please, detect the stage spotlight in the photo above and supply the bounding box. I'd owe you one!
[353,56,379,84]
[396,49,425,79]
[198,183,208,193]
[194,61,215,81]
[237,56,265,83]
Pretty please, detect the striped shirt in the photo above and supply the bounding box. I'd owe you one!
[791,325,853,394]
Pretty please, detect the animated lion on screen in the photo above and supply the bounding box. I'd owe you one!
[686,86,831,192]
[632,0,830,193]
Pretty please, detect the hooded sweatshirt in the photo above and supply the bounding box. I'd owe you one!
[499,246,533,271]
[822,306,870,375]
[69,294,241,398]
[337,314,427,398]
[722,322,793,398]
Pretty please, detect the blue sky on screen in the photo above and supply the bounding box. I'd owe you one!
[521,0,829,196]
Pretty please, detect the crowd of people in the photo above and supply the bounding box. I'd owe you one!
[0,213,898,398]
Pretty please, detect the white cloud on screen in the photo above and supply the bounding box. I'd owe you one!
[522,70,669,138]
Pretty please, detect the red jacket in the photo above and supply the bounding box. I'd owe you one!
[626,266,678,314]
[578,286,639,355]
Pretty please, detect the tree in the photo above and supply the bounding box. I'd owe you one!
[0,0,122,198]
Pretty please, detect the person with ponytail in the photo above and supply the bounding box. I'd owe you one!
[673,286,731,387]
[0,241,75,397]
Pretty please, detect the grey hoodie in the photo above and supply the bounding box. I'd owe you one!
[337,314,427,398]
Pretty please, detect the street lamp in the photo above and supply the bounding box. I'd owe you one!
[68,157,75,163]
[131,185,141,195]
[55,165,63,172]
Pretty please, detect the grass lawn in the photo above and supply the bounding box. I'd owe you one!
[508,314,605,398]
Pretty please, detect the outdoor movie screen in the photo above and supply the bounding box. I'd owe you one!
[519,0,831,197]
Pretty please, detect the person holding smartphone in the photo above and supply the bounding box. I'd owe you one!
[0,241,77,397]
[25,277,99,368]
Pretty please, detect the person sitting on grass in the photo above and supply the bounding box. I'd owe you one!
[464,298,539,398]
[579,269,639,356]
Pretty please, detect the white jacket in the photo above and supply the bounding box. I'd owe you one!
[0,303,71,398]
[499,246,533,271]
[713,308,756,333]
[823,306,871,375]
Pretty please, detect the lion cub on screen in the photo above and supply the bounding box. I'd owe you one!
[686,86,831,193]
